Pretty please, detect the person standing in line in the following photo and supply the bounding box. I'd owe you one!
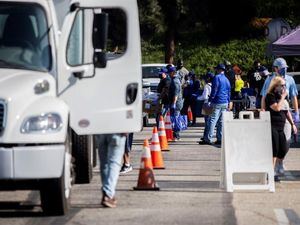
[120,133,134,174]
[181,72,194,125]
[264,76,297,181]
[168,65,184,141]
[97,133,126,208]
[261,57,299,175]
[176,59,189,86]
[157,67,171,118]
[224,60,235,98]
[198,72,214,143]
[190,72,201,125]
[247,60,267,108]
[199,64,231,145]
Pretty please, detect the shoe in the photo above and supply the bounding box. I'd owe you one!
[101,192,117,208]
[214,140,221,145]
[198,140,212,145]
[120,164,133,174]
[277,161,285,175]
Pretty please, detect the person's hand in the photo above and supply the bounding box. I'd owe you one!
[171,103,176,109]
[294,111,300,123]
[292,124,298,134]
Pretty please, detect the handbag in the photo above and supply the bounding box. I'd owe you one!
[170,114,188,132]
[201,102,213,115]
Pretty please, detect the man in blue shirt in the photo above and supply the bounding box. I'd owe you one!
[200,64,231,145]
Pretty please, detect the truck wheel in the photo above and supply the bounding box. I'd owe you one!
[72,131,92,184]
[40,133,73,216]
[92,135,98,167]
[143,114,149,127]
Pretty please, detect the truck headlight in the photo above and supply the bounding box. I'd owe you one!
[21,113,63,134]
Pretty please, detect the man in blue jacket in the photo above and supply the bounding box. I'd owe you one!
[200,63,231,145]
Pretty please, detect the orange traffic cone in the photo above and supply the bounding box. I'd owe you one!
[150,126,165,169]
[133,139,159,190]
[165,111,174,142]
[158,115,169,151]
[188,106,193,123]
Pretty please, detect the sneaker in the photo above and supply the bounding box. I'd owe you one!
[214,140,221,145]
[120,164,133,174]
[101,193,117,208]
[277,161,285,175]
[198,140,212,145]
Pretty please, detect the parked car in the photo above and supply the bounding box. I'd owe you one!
[142,63,167,92]
[142,64,167,126]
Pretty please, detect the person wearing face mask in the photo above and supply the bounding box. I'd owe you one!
[261,57,299,176]
[264,76,297,182]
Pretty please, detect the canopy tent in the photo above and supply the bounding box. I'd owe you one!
[271,26,300,56]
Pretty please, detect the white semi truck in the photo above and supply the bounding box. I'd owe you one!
[0,0,142,215]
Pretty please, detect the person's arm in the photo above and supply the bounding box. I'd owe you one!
[269,91,288,112]
[198,85,209,101]
[260,77,270,111]
[286,110,298,134]
[261,96,266,111]
[209,77,218,102]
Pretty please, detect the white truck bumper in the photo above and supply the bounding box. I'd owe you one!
[0,145,65,179]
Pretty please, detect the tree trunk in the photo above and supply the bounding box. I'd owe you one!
[165,28,175,64]
[158,0,178,64]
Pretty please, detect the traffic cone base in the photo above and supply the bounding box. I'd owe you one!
[133,168,160,191]
[134,139,160,190]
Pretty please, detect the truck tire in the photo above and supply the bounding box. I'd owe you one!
[72,131,92,184]
[40,133,73,216]
[92,135,98,167]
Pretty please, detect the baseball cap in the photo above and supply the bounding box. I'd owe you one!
[273,58,288,70]
[168,66,176,73]
[214,63,226,71]
[158,67,168,75]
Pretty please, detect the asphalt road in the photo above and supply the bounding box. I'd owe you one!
[0,118,299,225]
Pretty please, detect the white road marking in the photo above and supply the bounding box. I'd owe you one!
[274,209,290,225]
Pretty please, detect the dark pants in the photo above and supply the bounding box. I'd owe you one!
[271,126,288,159]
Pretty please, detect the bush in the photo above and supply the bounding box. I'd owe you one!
[142,38,272,76]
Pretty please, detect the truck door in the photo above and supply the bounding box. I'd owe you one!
[57,0,142,134]
[57,0,142,135]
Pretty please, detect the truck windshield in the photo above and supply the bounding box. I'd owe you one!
[0,3,51,72]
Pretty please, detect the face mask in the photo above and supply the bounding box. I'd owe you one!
[278,68,287,77]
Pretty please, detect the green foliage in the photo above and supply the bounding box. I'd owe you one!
[142,38,272,76]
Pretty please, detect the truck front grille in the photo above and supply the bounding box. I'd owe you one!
[0,100,6,136]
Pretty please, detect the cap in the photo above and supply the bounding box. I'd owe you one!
[273,58,288,70]
[205,72,214,79]
[168,66,176,73]
[215,63,226,71]
[158,67,168,75]
[258,66,270,76]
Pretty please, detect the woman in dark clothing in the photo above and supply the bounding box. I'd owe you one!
[265,76,297,181]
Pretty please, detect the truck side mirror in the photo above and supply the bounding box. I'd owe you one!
[93,13,108,51]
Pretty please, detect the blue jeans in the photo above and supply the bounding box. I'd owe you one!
[171,109,181,139]
[202,115,210,140]
[96,134,126,198]
[206,103,228,143]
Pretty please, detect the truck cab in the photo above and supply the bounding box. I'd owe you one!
[0,0,142,215]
